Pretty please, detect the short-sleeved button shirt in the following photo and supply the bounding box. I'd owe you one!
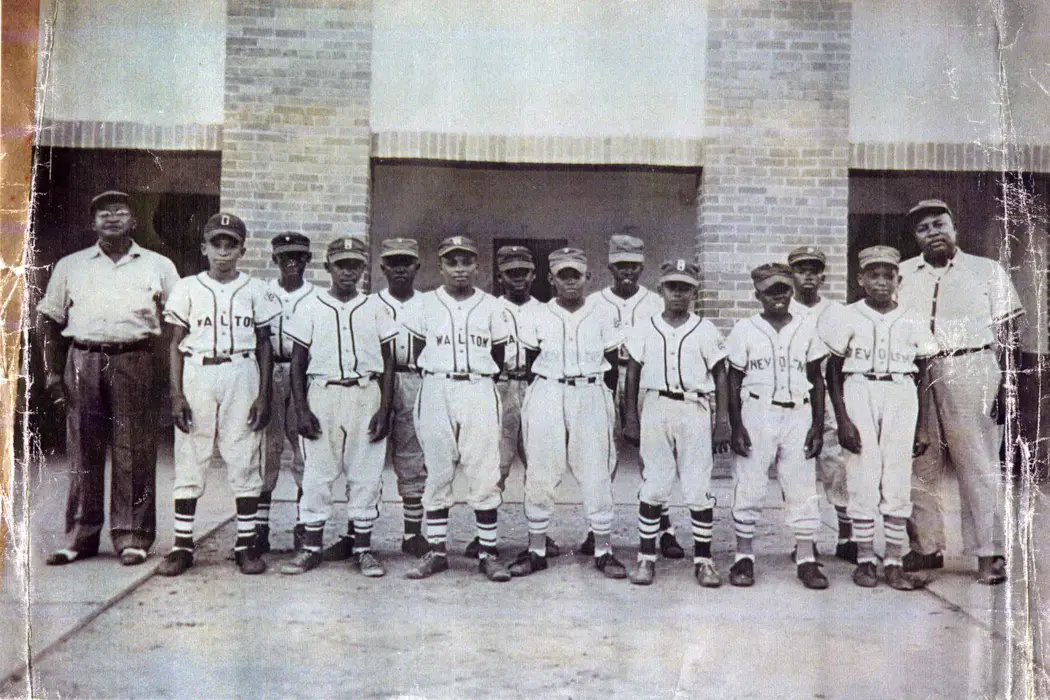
[897,250,1024,352]
[500,296,543,372]
[285,291,398,382]
[519,297,623,379]
[588,286,664,361]
[164,272,280,356]
[726,313,828,404]
[626,313,727,394]
[823,301,940,374]
[37,241,179,343]
[373,289,420,368]
[402,287,509,375]
[267,279,317,360]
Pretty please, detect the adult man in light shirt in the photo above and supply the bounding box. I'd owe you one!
[37,190,180,567]
[897,199,1024,585]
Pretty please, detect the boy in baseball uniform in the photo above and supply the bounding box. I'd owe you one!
[824,246,937,590]
[278,237,397,577]
[622,259,731,587]
[726,263,829,590]
[260,232,316,553]
[787,246,855,564]
[511,248,628,580]
[587,234,683,559]
[402,235,513,583]
[158,213,280,577]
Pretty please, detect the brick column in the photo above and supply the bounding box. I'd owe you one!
[222,0,372,280]
[697,1,851,329]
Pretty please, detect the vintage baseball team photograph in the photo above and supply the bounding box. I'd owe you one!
[2,1,1049,698]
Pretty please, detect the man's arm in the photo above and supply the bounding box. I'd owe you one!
[168,325,191,433]
[711,360,731,453]
[290,341,320,439]
[248,328,274,431]
[804,359,825,459]
[369,338,396,442]
[826,355,860,454]
[622,358,642,446]
[37,314,69,405]
[913,357,931,457]
[524,347,539,383]
[490,341,506,377]
[728,366,750,457]
[603,350,619,392]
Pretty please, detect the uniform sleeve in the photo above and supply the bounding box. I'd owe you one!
[806,326,830,363]
[253,283,281,327]
[400,298,426,340]
[821,310,853,357]
[36,258,71,324]
[624,325,647,363]
[375,301,399,343]
[163,278,192,328]
[283,307,312,347]
[698,321,728,367]
[602,306,625,352]
[989,262,1024,325]
[489,299,510,344]
[158,257,180,302]
[725,322,748,371]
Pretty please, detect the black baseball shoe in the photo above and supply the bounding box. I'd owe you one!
[405,551,449,580]
[729,558,754,587]
[479,552,512,582]
[595,553,627,579]
[658,532,685,559]
[509,550,548,577]
[157,549,194,577]
[852,561,878,588]
[901,550,944,572]
[401,534,430,558]
[280,549,322,575]
[885,564,927,590]
[323,535,355,562]
[235,548,267,575]
[797,561,829,590]
[976,555,1007,585]
[578,532,595,556]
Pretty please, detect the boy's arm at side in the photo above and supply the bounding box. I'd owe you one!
[248,328,274,431]
[490,340,506,377]
[913,358,931,457]
[290,341,321,439]
[524,348,539,383]
[369,339,396,443]
[623,358,642,446]
[728,366,750,457]
[603,350,619,392]
[168,324,191,433]
[711,360,731,453]
[827,355,861,454]
[804,359,825,458]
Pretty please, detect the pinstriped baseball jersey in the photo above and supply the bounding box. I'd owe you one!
[588,286,664,360]
[165,272,280,356]
[267,279,317,360]
[500,296,543,372]
[519,297,623,379]
[373,288,419,368]
[823,301,939,374]
[284,291,398,382]
[625,314,727,394]
[726,313,827,404]
[401,287,510,375]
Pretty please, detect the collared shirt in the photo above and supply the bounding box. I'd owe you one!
[897,250,1024,352]
[519,297,623,379]
[165,272,280,357]
[588,285,664,361]
[285,291,398,382]
[37,241,179,343]
[626,313,727,394]
[267,279,317,360]
[727,313,828,404]
[500,296,543,372]
[373,288,420,369]
[402,287,509,375]
[824,301,939,374]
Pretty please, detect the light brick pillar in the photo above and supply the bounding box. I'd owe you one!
[221,0,372,282]
[697,1,851,329]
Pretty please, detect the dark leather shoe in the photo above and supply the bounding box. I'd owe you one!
[46,547,98,566]
[595,553,627,579]
[629,560,656,585]
[729,558,754,587]
[976,556,1007,585]
[280,549,322,575]
[509,550,548,577]
[852,561,878,588]
[323,535,355,562]
[479,552,512,582]
[885,564,926,590]
[401,534,430,558]
[798,561,829,590]
[158,549,194,577]
[119,548,148,566]
[405,551,449,580]
[659,532,685,559]
[578,532,595,556]
[235,548,267,575]
[901,550,943,572]
[835,541,859,564]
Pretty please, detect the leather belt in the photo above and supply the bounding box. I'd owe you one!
[395,365,416,373]
[424,371,491,382]
[545,375,600,387]
[937,344,992,358]
[750,392,808,408]
[658,389,707,402]
[858,373,913,382]
[498,371,529,382]
[73,338,151,355]
[184,351,253,366]
[274,357,292,364]
[325,375,377,387]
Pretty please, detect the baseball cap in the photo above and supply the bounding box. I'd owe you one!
[787,246,827,268]
[326,236,368,264]
[549,247,588,275]
[905,199,953,230]
[89,190,130,213]
[271,232,311,256]
[380,238,420,259]
[608,235,645,264]
[750,262,795,292]
[438,235,479,257]
[203,212,247,244]
[496,245,535,272]
[858,245,901,269]
[658,258,700,287]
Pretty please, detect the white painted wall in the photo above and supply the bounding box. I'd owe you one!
[370,0,707,139]
[851,0,1050,145]
[35,0,225,125]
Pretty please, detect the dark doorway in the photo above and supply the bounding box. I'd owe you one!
[491,237,568,302]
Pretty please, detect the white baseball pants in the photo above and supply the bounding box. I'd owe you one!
[498,378,529,481]
[816,390,848,509]
[390,372,426,500]
[638,391,716,510]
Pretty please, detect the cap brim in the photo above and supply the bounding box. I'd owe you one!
[609,253,645,264]
[205,230,244,243]
[859,258,899,270]
[788,255,825,266]
[90,192,129,210]
[905,206,950,228]
[327,251,367,264]
[439,245,479,257]
[273,244,312,255]
[380,249,420,259]
[551,261,587,274]
[498,261,535,272]
[659,273,699,286]
[755,274,795,291]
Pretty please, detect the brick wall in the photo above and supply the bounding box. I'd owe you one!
[697,0,851,329]
[221,0,372,283]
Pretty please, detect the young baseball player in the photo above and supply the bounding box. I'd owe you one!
[587,234,683,559]
[622,259,731,587]
[260,232,316,553]
[787,246,855,564]
[278,237,397,577]
[511,247,628,580]
[158,213,279,577]
[824,246,937,590]
[726,263,829,590]
[401,235,513,583]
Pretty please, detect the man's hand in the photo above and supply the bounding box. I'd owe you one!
[44,372,67,408]
[368,409,392,443]
[172,394,193,433]
[837,419,862,454]
[297,405,322,440]
[623,413,641,447]
[731,425,752,457]
[247,398,271,432]
[913,427,931,458]
[712,418,732,454]
[804,424,824,460]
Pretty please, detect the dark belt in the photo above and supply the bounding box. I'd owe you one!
[859,373,913,382]
[425,371,491,381]
[937,344,992,358]
[550,376,599,387]
[201,352,252,366]
[750,392,808,408]
[658,390,707,402]
[326,375,377,387]
[73,338,152,355]
[395,365,416,373]
[498,371,529,382]
[274,357,292,364]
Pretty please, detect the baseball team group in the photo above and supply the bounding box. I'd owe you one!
[37,190,1023,594]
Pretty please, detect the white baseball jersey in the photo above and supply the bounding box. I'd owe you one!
[625,313,727,394]
[726,313,827,404]
[788,296,846,343]
[500,296,543,373]
[284,291,398,383]
[823,301,939,374]
[165,272,280,356]
[267,279,317,360]
[373,288,419,369]
[519,298,623,379]
[588,286,664,361]
[402,287,509,375]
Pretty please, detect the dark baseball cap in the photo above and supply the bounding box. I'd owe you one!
[327,236,368,264]
[751,262,795,291]
[380,238,420,259]
[497,245,535,272]
[203,213,247,243]
[271,232,311,255]
[658,258,700,286]
[787,246,827,268]
[89,190,130,213]
[858,245,901,270]
[438,235,479,257]
[905,199,953,230]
